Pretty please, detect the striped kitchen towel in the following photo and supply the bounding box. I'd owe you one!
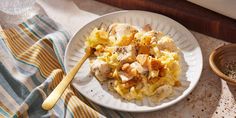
[0,15,133,118]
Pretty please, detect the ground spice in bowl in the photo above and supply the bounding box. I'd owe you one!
[209,44,236,85]
[223,61,236,79]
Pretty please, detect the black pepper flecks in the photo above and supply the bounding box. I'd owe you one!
[223,61,236,79]
[187,98,190,101]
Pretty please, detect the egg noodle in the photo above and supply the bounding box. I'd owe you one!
[86,23,181,102]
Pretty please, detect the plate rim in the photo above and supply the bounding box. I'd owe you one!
[64,10,203,112]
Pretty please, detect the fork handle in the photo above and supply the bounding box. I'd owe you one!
[42,52,90,110]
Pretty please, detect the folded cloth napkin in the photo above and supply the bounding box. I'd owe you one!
[0,15,133,118]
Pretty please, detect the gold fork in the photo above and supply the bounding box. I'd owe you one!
[42,47,93,110]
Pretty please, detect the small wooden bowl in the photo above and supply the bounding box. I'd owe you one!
[209,44,236,85]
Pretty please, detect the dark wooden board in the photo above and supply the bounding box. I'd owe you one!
[96,0,236,43]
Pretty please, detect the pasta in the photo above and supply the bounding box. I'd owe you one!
[86,23,181,102]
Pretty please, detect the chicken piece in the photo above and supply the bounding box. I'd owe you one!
[91,59,111,81]
[157,36,177,52]
[152,85,173,102]
[119,62,147,83]
[119,72,133,83]
[113,45,136,62]
[136,54,149,66]
[130,62,148,74]
[108,23,138,46]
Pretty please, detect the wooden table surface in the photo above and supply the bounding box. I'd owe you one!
[2,0,235,117]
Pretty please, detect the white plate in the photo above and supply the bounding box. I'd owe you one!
[64,10,203,112]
